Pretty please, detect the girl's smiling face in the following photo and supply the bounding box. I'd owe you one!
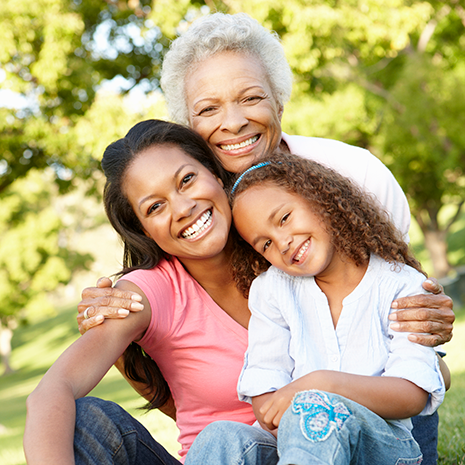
[233,184,339,278]
[123,144,232,264]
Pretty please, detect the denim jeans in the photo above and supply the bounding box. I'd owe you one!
[411,410,439,465]
[74,397,181,465]
[277,390,422,464]
[186,391,425,465]
[185,421,278,465]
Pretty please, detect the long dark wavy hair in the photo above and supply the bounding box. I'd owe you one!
[102,119,230,410]
[229,152,425,298]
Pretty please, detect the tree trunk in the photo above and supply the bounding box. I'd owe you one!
[421,228,452,278]
[0,324,14,375]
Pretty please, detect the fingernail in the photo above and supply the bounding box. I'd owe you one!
[131,294,143,302]
[131,302,144,311]
[388,313,397,320]
[391,301,398,309]
[425,279,434,285]
[390,323,400,330]
[118,309,130,316]
[96,315,104,322]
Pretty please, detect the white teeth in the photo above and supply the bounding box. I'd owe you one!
[294,239,310,262]
[220,135,259,151]
[181,210,213,239]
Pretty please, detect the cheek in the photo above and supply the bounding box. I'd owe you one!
[207,184,232,223]
[145,218,171,243]
[191,118,214,141]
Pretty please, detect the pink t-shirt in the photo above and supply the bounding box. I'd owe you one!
[121,258,256,461]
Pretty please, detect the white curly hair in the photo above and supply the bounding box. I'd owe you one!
[160,12,293,125]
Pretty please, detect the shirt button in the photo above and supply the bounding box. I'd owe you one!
[331,355,339,362]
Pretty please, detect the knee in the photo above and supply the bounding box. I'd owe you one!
[187,421,277,465]
[194,421,238,445]
[75,397,130,439]
[280,390,352,443]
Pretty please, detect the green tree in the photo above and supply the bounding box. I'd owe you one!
[0,0,167,373]
[379,54,465,277]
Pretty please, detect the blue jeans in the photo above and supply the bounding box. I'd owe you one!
[185,421,278,465]
[412,410,439,465]
[74,397,181,465]
[186,391,424,465]
[277,390,422,464]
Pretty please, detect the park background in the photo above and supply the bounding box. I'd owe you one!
[0,0,464,463]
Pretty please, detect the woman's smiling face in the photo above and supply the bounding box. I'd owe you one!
[185,51,283,173]
[123,144,232,264]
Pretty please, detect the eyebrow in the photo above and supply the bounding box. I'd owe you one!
[138,163,192,209]
[250,203,285,247]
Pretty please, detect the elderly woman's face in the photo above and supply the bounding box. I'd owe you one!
[185,51,283,173]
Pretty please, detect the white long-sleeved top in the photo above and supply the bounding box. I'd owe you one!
[237,255,445,431]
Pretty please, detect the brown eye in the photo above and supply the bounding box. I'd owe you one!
[180,173,195,187]
[198,106,215,115]
[148,202,162,215]
[281,213,290,225]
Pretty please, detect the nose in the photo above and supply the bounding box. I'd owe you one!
[277,235,292,255]
[220,104,248,134]
[173,194,196,221]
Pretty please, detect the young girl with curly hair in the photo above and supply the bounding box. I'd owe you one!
[196,152,445,464]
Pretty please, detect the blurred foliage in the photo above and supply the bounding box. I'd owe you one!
[0,0,167,327]
[0,0,464,333]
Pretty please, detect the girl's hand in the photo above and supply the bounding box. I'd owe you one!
[77,277,144,335]
[252,376,315,430]
[389,278,454,347]
[258,384,298,430]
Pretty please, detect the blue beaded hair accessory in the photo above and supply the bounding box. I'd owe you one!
[230,162,271,196]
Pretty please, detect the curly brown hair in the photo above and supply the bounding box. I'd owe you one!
[229,152,425,298]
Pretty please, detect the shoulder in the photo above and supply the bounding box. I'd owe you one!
[119,258,191,299]
[117,258,200,325]
[282,133,385,184]
[370,256,427,297]
[282,133,373,161]
[250,267,308,303]
[117,260,191,343]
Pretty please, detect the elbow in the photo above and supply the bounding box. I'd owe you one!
[26,386,42,416]
[407,389,430,418]
[444,374,451,391]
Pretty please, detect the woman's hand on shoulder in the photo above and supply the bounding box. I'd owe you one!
[77,277,144,335]
[389,277,455,347]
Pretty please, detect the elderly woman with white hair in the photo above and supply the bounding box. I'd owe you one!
[77,12,453,465]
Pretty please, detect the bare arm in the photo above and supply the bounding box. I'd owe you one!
[77,278,176,420]
[251,370,428,432]
[389,278,454,347]
[24,281,150,464]
[437,354,451,391]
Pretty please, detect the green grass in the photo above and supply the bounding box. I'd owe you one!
[1,303,464,464]
[0,303,179,465]
[437,305,465,464]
